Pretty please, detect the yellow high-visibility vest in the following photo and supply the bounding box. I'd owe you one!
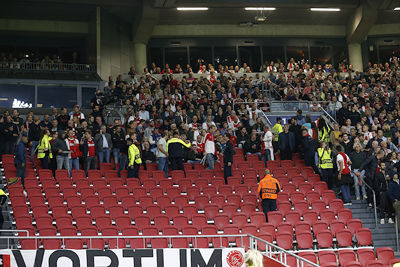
[318,148,333,169]
[128,144,142,166]
[272,123,283,142]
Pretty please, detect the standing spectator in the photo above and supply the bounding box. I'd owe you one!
[341,133,354,155]
[12,109,24,131]
[262,125,274,166]
[138,105,150,121]
[278,124,295,160]
[167,132,191,171]
[142,141,156,170]
[0,116,5,160]
[111,125,125,165]
[39,114,51,130]
[37,129,52,169]
[375,161,394,224]
[128,136,142,178]
[70,105,85,121]
[389,174,400,228]
[272,117,283,151]
[14,133,28,186]
[258,169,281,222]
[223,133,234,184]
[157,131,169,177]
[57,107,70,130]
[52,130,70,174]
[317,141,334,189]
[301,128,317,171]
[350,142,367,200]
[4,115,18,154]
[28,117,41,163]
[359,150,385,207]
[204,125,217,170]
[66,129,81,174]
[81,130,97,176]
[336,145,353,205]
[244,133,262,159]
[95,125,112,163]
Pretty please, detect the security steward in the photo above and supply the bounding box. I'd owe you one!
[272,117,283,152]
[167,131,191,171]
[37,129,52,169]
[0,189,8,229]
[127,138,142,178]
[318,141,334,189]
[258,169,281,222]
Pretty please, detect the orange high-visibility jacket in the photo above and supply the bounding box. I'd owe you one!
[258,174,281,200]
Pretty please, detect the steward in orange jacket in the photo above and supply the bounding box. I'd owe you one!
[258,169,281,222]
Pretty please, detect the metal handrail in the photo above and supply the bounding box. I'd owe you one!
[0,62,96,73]
[249,235,319,267]
[396,216,399,252]
[356,172,378,228]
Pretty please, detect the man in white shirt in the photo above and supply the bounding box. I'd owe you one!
[156,132,169,177]
[138,104,150,121]
[336,145,353,205]
[204,125,216,170]
[262,125,274,167]
[202,115,216,130]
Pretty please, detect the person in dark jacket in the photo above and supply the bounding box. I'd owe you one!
[223,133,234,184]
[0,116,5,160]
[289,117,302,152]
[350,142,367,200]
[28,117,41,163]
[167,131,191,171]
[358,149,385,206]
[278,124,295,160]
[142,141,156,170]
[14,134,28,186]
[95,125,113,163]
[301,128,317,171]
[340,133,354,155]
[52,130,70,175]
[375,161,394,224]
[244,134,261,159]
[111,125,125,165]
[4,115,19,154]
[389,174,400,228]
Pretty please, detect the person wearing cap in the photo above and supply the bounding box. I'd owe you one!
[52,130,70,175]
[167,131,191,171]
[128,136,142,178]
[14,133,28,186]
[258,169,281,222]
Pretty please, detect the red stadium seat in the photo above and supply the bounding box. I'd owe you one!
[347,219,363,235]
[330,220,346,236]
[356,228,373,246]
[268,211,284,227]
[357,249,376,267]
[296,232,313,249]
[318,250,337,266]
[276,232,293,250]
[338,250,356,266]
[336,229,353,247]
[316,230,333,248]
[302,210,319,224]
[376,247,396,265]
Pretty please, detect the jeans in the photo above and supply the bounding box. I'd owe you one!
[263,149,271,168]
[85,157,96,175]
[158,157,168,178]
[246,152,262,160]
[262,199,277,222]
[98,149,110,163]
[16,163,26,186]
[112,148,120,164]
[206,153,215,170]
[56,155,70,175]
[352,169,367,199]
[118,154,128,177]
[69,158,80,176]
[341,184,351,203]
[30,141,38,163]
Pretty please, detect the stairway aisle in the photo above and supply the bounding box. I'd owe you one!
[349,199,400,255]
[0,163,16,249]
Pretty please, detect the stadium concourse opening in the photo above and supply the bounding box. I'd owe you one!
[1,0,400,266]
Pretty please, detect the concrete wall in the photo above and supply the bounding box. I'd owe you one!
[99,9,134,80]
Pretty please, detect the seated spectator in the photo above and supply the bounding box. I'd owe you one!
[244,133,261,159]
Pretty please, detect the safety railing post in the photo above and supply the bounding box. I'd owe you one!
[373,191,378,228]
[396,216,399,252]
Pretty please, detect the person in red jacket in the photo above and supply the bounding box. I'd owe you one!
[66,129,81,175]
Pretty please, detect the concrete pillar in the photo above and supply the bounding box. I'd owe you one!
[133,42,147,73]
[348,43,363,72]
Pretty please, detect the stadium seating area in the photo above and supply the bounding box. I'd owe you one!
[4,148,400,266]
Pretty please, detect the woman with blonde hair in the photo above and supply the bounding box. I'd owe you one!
[244,250,263,267]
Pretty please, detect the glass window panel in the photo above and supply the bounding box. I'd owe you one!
[0,84,34,108]
[239,46,261,72]
[379,45,400,64]
[149,47,163,69]
[214,46,237,68]
[262,46,285,66]
[286,46,309,64]
[310,46,332,66]
[38,84,77,108]
[189,47,212,73]
[82,87,97,109]
[165,47,188,71]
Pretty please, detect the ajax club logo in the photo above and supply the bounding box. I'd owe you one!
[226,250,244,267]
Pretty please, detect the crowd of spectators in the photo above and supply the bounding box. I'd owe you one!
[1,54,400,224]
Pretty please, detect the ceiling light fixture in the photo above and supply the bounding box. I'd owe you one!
[245,7,276,11]
[310,8,341,11]
[176,7,208,11]
[394,7,400,10]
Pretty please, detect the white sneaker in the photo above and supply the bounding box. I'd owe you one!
[363,195,368,200]
[389,218,394,224]
[380,219,385,224]
[356,197,360,200]
[368,203,373,207]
